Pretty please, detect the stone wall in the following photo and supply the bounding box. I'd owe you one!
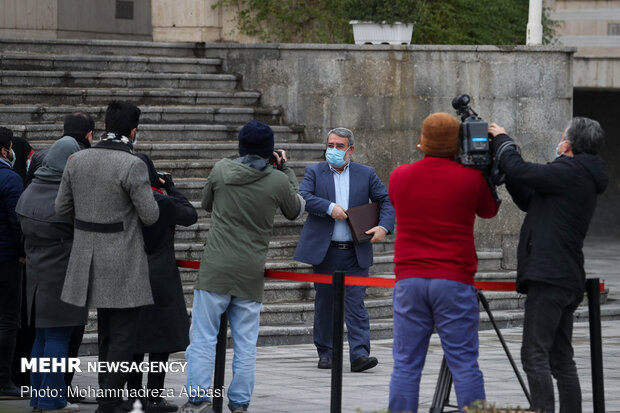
[0,0,152,40]
[204,44,574,264]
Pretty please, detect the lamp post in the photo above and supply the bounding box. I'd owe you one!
[527,0,543,45]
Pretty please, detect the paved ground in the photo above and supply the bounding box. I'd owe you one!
[2,236,619,413]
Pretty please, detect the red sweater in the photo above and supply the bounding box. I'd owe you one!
[388,156,499,285]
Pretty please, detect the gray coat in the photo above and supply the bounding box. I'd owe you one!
[55,141,159,308]
[17,179,88,328]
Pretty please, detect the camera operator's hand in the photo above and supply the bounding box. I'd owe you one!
[159,172,175,193]
[331,204,348,221]
[488,123,514,158]
[488,123,506,137]
[366,226,387,243]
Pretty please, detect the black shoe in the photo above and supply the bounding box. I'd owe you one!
[317,357,332,369]
[351,356,378,372]
[0,383,27,399]
[145,399,179,412]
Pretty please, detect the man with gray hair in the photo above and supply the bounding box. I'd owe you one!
[294,127,395,372]
[489,117,608,413]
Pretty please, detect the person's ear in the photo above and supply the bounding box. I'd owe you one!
[129,128,137,142]
[87,131,94,143]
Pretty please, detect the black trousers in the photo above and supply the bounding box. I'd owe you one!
[127,352,170,402]
[0,260,22,387]
[12,265,35,387]
[97,307,141,412]
[521,282,583,413]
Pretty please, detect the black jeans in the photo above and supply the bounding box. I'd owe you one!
[97,307,141,412]
[0,260,22,387]
[521,282,583,413]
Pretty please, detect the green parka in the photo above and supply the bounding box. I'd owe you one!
[196,157,303,302]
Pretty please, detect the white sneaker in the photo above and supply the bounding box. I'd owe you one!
[42,402,80,412]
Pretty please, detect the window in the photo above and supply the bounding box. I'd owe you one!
[116,0,134,20]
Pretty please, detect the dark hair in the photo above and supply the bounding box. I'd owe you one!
[63,112,95,140]
[0,127,13,151]
[566,117,605,155]
[105,101,141,137]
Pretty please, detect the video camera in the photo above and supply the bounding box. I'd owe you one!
[452,94,504,202]
[452,94,492,170]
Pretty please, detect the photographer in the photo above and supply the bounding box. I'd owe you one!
[183,120,304,413]
[489,118,608,413]
[388,113,500,413]
[127,154,198,413]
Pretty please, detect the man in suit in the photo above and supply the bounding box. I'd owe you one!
[56,101,159,413]
[294,127,395,372]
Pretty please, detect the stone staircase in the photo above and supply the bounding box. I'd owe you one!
[0,38,571,355]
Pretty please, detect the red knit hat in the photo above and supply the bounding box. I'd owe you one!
[417,112,460,157]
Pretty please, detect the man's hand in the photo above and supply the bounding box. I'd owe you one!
[274,149,287,163]
[488,123,506,137]
[331,204,348,220]
[366,226,387,243]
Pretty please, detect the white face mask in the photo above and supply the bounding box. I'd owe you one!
[555,140,570,158]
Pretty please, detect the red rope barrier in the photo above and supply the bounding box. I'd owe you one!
[176,260,606,292]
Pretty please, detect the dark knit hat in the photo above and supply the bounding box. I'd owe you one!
[417,112,460,157]
[238,120,274,159]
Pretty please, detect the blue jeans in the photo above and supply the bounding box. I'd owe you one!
[521,282,583,413]
[30,326,74,410]
[389,278,485,413]
[186,290,262,411]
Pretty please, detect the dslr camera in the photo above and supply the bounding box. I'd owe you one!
[452,94,492,170]
[269,150,286,170]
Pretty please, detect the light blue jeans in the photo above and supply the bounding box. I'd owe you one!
[185,290,262,411]
[389,277,485,413]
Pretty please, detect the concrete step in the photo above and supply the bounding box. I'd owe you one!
[9,123,303,143]
[28,141,325,161]
[0,52,222,74]
[152,159,315,178]
[0,105,283,125]
[0,37,210,58]
[78,301,620,354]
[0,70,239,90]
[0,88,261,106]
[174,236,395,261]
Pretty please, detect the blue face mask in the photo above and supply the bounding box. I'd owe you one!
[325,147,349,167]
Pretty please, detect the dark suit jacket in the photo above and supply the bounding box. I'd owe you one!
[293,161,395,269]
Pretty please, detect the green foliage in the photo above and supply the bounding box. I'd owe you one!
[212,0,353,43]
[464,399,534,412]
[212,0,557,45]
[343,0,421,24]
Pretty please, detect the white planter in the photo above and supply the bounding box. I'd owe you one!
[350,20,414,45]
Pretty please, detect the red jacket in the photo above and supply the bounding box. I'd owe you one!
[389,156,499,285]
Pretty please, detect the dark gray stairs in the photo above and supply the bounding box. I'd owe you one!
[1,38,550,356]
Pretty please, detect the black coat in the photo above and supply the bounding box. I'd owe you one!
[499,142,608,295]
[16,179,88,328]
[134,185,198,354]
